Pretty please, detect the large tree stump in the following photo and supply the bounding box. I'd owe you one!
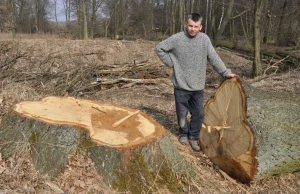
[200,77,300,183]
[0,97,192,193]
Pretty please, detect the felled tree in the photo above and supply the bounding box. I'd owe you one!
[0,97,192,193]
[200,77,300,183]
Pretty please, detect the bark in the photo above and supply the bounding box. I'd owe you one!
[90,0,96,38]
[205,0,209,34]
[253,0,264,77]
[179,0,184,32]
[241,15,249,44]
[170,0,175,34]
[76,0,82,39]
[8,0,16,39]
[200,77,300,183]
[82,0,88,40]
[34,0,39,33]
[276,0,287,46]
[113,2,117,39]
[0,96,192,193]
[216,0,234,40]
[217,0,225,31]
[54,0,58,24]
[190,0,194,12]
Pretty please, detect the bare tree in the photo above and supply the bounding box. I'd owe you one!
[178,0,184,32]
[90,0,104,38]
[7,0,16,38]
[216,0,234,40]
[205,0,209,34]
[276,0,287,46]
[82,0,88,39]
[62,0,71,23]
[53,0,57,23]
[252,0,264,77]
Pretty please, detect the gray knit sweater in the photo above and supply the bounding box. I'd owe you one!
[155,31,231,91]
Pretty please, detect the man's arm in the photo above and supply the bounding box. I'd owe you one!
[206,38,235,78]
[155,37,175,68]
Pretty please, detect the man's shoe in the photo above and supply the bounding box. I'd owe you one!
[189,140,200,152]
[179,136,188,145]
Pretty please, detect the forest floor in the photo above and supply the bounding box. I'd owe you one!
[0,33,300,193]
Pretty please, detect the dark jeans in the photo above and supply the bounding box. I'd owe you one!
[174,88,204,140]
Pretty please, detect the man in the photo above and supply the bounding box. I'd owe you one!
[155,13,236,152]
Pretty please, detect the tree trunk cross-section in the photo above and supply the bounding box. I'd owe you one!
[0,97,192,193]
[200,77,300,183]
[14,97,165,148]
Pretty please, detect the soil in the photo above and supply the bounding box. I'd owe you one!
[0,34,299,193]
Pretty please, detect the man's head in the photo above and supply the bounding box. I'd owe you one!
[185,13,203,37]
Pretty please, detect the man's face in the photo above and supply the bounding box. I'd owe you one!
[185,19,202,37]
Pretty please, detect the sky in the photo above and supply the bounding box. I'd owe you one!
[49,0,67,22]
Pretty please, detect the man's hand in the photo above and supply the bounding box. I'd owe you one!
[226,73,236,78]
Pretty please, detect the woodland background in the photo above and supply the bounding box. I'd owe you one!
[1,0,299,46]
[1,0,299,77]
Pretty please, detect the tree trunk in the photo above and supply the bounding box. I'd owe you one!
[276,0,287,46]
[54,0,58,24]
[179,0,184,32]
[216,0,234,40]
[82,0,88,40]
[113,2,117,39]
[76,0,82,39]
[105,19,109,38]
[34,0,39,33]
[90,0,96,38]
[0,96,192,193]
[253,0,264,77]
[205,0,209,34]
[215,40,300,67]
[190,0,194,12]
[241,15,250,44]
[200,77,300,183]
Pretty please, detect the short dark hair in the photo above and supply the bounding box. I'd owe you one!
[187,13,203,23]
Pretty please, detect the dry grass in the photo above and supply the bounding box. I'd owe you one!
[0,35,300,193]
[0,33,61,41]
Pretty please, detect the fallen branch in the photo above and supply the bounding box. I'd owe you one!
[215,166,252,194]
[1,52,26,69]
[74,78,171,94]
[98,61,160,73]
[263,56,289,76]
[100,78,171,85]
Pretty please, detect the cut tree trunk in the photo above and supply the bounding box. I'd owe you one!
[200,77,300,183]
[0,97,192,193]
[215,40,300,67]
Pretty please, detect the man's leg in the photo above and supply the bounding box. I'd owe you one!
[174,88,191,143]
[188,90,204,151]
[188,90,204,140]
